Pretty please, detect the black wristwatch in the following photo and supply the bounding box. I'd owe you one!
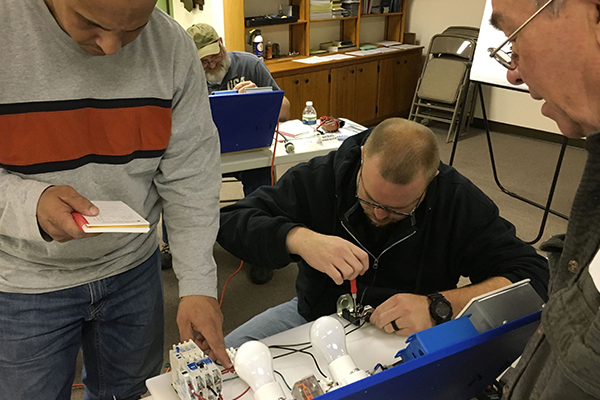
[427,292,453,325]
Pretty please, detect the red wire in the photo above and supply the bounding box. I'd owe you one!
[316,116,339,132]
[189,384,208,400]
[230,386,251,400]
[270,122,279,186]
[220,260,244,307]
[219,123,279,309]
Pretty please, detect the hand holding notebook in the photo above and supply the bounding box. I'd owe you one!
[72,201,150,233]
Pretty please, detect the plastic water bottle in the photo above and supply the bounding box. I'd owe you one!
[302,101,317,125]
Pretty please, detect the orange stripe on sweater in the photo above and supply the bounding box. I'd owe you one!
[0,106,171,166]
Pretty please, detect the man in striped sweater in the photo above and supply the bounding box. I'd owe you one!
[0,0,231,398]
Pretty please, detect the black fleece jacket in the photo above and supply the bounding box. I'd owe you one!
[218,130,549,322]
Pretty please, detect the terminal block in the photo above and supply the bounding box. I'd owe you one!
[336,293,374,326]
[170,340,222,400]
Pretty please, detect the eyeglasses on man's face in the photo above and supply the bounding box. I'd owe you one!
[201,49,223,69]
[488,0,555,70]
[355,166,425,221]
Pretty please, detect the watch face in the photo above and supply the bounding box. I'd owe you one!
[434,301,452,319]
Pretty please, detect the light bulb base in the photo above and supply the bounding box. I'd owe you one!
[254,381,286,400]
[329,355,368,386]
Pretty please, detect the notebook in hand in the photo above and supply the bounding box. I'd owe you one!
[209,89,284,154]
[72,201,150,233]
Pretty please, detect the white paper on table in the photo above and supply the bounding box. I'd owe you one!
[292,56,329,64]
[396,44,421,49]
[346,49,383,56]
[322,54,355,60]
[278,120,313,138]
[376,40,403,47]
[376,47,402,53]
[339,118,367,135]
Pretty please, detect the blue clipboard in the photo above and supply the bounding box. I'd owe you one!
[209,90,284,154]
[321,311,541,400]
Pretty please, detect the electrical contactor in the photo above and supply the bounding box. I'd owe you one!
[170,340,222,400]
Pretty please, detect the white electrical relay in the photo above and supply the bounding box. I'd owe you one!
[170,340,222,400]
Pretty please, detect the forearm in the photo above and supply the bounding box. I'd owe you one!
[442,276,512,316]
[0,169,51,241]
[279,96,291,122]
[285,226,311,256]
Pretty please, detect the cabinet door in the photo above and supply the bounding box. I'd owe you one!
[354,61,379,123]
[377,52,422,118]
[275,75,303,121]
[329,65,356,120]
[301,70,330,118]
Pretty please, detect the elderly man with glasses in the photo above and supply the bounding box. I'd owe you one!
[218,117,549,348]
[488,0,600,399]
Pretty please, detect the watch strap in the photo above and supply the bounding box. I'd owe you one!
[427,292,453,325]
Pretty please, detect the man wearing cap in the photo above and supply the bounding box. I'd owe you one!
[187,23,290,122]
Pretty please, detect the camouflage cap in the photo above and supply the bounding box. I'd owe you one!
[186,23,221,59]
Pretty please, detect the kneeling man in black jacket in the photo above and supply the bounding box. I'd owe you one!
[218,117,549,348]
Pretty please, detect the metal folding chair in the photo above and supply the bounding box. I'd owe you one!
[409,32,478,142]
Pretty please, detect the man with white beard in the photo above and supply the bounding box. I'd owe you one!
[186,23,290,122]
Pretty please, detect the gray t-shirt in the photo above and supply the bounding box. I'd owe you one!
[208,51,280,93]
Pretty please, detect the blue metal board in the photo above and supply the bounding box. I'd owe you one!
[209,90,284,154]
[321,311,541,400]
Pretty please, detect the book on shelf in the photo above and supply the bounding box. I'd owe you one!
[310,0,333,19]
[72,201,150,233]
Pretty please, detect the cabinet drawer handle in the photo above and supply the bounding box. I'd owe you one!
[295,79,299,84]
[305,79,309,83]
[396,61,400,65]
[359,68,363,72]
[350,69,355,74]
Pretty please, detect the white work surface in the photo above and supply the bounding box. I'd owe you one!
[146,315,409,400]
[220,119,366,175]
[220,134,341,174]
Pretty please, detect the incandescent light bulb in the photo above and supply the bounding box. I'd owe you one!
[309,316,368,386]
[234,341,286,400]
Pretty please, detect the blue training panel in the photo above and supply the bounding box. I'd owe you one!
[209,90,284,154]
[321,311,541,400]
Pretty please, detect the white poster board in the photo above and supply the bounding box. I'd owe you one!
[470,0,528,92]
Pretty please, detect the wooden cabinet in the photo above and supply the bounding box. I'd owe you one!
[377,51,422,117]
[272,48,421,126]
[330,61,378,122]
[222,0,418,126]
[330,65,356,119]
[354,61,379,122]
[224,0,407,56]
[275,70,330,120]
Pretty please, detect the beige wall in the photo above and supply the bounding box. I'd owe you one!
[172,0,225,45]
[405,0,561,134]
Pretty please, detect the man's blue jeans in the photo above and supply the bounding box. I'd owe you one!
[225,297,308,349]
[0,250,164,400]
